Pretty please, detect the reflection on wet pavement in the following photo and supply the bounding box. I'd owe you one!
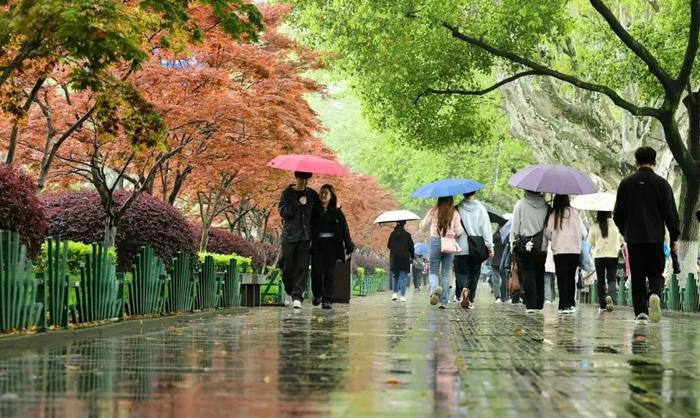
[1,289,700,417]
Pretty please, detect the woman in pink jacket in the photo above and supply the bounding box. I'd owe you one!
[420,196,463,309]
[545,195,587,314]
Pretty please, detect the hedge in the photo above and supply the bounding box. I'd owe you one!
[198,252,253,273]
[0,163,47,257]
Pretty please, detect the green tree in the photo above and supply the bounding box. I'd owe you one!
[307,82,533,213]
[290,0,700,272]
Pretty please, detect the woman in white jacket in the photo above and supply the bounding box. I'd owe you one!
[588,211,623,312]
[420,196,463,309]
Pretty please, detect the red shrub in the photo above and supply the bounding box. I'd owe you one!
[0,164,47,258]
[43,190,196,269]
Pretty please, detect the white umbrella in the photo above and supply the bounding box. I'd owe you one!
[373,210,420,224]
[571,192,616,212]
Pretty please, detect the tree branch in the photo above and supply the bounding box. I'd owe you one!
[414,70,544,104]
[588,0,674,92]
[440,22,660,118]
[5,76,46,163]
[676,0,700,87]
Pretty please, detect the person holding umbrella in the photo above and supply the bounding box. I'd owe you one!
[454,191,493,309]
[310,184,354,310]
[510,191,550,312]
[545,195,587,314]
[278,171,321,309]
[387,220,415,302]
[420,197,464,309]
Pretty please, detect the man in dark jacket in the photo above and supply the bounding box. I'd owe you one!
[387,221,414,302]
[278,171,320,309]
[614,146,680,322]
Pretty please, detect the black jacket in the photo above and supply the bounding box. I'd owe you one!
[387,226,415,272]
[491,230,504,267]
[613,167,680,244]
[311,207,355,261]
[279,185,320,243]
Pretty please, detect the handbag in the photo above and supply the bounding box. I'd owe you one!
[467,235,489,263]
[440,234,461,254]
[458,217,489,263]
[508,260,521,294]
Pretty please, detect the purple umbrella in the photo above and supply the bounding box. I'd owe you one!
[508,164,597,195]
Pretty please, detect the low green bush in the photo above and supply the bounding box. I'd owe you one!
[356,267,365,278]
[374,268,386,276]
[34,240,117,278]
[198,252,253,273]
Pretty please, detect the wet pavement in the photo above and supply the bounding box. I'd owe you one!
[1,287,700,417]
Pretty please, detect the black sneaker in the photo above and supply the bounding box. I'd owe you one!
[312,297,323,306]
[322,301,332,310]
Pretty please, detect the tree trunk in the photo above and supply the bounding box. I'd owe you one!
[103,218,118,249]
[200,222,211,253]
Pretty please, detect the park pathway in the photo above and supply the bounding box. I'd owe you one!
[2,288,700,417]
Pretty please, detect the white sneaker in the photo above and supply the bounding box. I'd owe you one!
[292,300,302,309]
[598,308,606,314]
[525,309,539,314]
[495,298,502,304]
[400,296,406,303]
[284,295,293,306]
[391,293,398,301]
[568,306,576,314]
[649,294,661,323]
[544,300,552,305]
[636,313,649,322]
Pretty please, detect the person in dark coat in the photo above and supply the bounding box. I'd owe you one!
[614,146,680,322]
[310,184,354,310]
[491,229,505,303]
[279,171,321,309]
[387,220,415,302]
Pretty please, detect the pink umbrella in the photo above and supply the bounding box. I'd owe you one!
[267,154,349,176]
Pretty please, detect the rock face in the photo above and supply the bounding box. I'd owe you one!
[501,78,680,192]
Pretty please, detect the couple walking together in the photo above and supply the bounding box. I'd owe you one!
[418,192,494,309]
[278,171,354,310]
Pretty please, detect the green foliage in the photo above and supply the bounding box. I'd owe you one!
[374,268,386,276]
[307,85,532,212]
[94,81,168,150]
[290,0,695,151]
[35,240,117,279]
[356,266,365,278]
[198,252,253,273]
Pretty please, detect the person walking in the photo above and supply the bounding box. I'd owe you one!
[491,229,505,303]
[613,146,680,322]
[310,184,354,310]
[412,256,426,291]
[388,220,415,303]
[279,171,321,309]
[420,196,464,309]
[588,211,624,313]
[454,192,493,309]
[544,243,556,304]
[510,191,550,312]
[546,195,587,314]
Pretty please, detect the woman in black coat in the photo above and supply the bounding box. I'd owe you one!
[310,184,354,309]
[387,221,415,302]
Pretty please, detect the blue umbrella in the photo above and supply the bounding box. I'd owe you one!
[499,219,512,245]
[414,242,430,256]
[412,179,484,198]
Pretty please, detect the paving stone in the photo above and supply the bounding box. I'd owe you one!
[1,288,699,417]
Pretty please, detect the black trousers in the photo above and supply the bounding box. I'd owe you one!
[454,255,481,302]
[311,237,337,301]
[282,240,311,301]
[515,251,546,309]
[627,242,665,316]
[554,253,579,310]
[595,257,618,308]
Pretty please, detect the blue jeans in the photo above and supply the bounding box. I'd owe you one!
[391,271,409,297]
[429,237,455,305]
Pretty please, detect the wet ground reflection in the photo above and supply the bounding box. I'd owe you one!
[1,289,700,417]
